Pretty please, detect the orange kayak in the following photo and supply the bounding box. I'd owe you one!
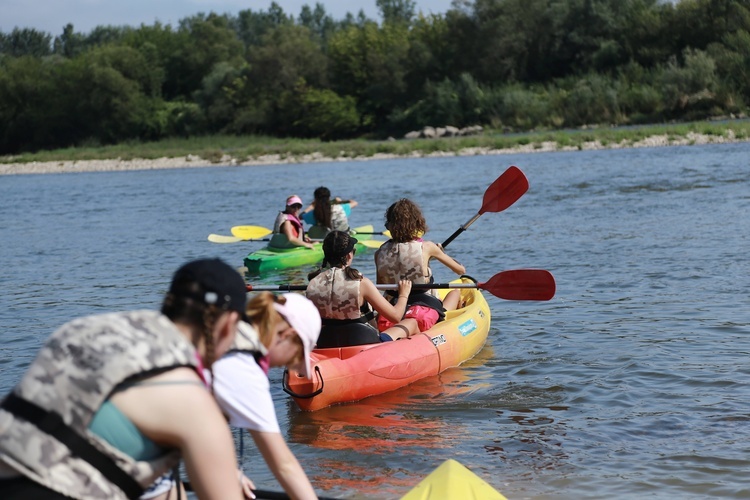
[283,278,491,411]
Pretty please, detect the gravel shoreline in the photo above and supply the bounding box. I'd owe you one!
[1,131,744,176]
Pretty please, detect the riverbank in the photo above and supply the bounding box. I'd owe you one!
[1,126,748,176]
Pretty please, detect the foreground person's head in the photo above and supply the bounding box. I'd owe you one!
[161,258,247,367]
[244,292,321,379]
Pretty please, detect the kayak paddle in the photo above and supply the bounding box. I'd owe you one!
[208,234,384,248]
[231,225,273,239]
[350,229,392,237]
[183,481,337,500]
[441,166,529,248]
[208,233,244,243]
[247,269,556,301]
[208,225,273,243]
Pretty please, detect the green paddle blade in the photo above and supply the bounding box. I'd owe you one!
[231,225,273,240]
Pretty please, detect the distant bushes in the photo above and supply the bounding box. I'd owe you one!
[1,0,750,154]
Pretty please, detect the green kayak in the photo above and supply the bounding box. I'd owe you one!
[243,225,380,274]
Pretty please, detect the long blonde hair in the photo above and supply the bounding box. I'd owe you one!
[244,291,286,348]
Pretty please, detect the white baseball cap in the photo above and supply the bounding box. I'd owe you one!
[273,293,321,379]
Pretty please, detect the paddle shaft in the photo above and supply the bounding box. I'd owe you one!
[441,166,528,248]
[441,213,482,248]
[247,269,555,301]
[183,482,337,500]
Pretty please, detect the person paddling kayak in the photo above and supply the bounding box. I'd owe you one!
[307,230,417,347]
[271,195,314,249]
[301,186,358,239]
[375,198,466,333]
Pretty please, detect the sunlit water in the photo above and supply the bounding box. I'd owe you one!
[1,143,749,499]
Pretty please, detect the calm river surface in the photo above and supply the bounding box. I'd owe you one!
[1,143,749,499]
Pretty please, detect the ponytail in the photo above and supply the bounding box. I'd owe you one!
[244,292,285,348]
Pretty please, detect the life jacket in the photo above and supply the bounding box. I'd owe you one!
[375,240,444,319]
[270,212,306,249]
[307,204,349,239]
[330,204,349,232]
[228,322,270,375]
[0,310,200,500]
[307,268,380,347]
[272,212,303,238]
[375,240,432,286]
[306,267,362,321]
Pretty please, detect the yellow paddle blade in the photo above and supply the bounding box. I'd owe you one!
[360,239,384,249]
[208,234,243,243]
[231,225,272,240]
[401,459,507,500]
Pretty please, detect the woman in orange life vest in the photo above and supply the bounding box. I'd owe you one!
[306,230,417,347]
[374,198,466,333]
[271,195,314,249]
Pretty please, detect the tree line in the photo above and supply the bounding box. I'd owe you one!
[1,0,749,154]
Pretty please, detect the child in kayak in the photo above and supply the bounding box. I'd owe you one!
[301,186,358,239]
[271,195,314,249]
[374,198,466,333]
[306,230,417,347]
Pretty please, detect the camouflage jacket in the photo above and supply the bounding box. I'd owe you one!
[306,267,362,320]
[375,240,438,299]
[0,310,199,499]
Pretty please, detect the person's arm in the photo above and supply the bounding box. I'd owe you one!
[360,277,411,323]
[282,221,313,249]
[249,430,317,500]
[423,241,466,275]
[301,201,315,215]
[112,367,243,500]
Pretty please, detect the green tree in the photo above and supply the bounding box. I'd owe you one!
[53,23,85,58]
[294,84,360,140]
[328,21,411,129]
[0,28,52,57]
[0,56,60,152]
[377,0,416,25]
[234,2,294,47]
[165,14,244,100]
[298,3,337,46]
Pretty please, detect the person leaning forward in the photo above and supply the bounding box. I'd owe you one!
[0,258,246,500]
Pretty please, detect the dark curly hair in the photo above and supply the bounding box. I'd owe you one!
[384,198,427,242]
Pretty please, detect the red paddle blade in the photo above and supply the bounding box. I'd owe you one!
[479,166,529,214]
[481,269,556,301]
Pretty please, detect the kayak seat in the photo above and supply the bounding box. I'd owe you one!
[307,225,330,240]
[267,233,298,249]
[316,321,381,348]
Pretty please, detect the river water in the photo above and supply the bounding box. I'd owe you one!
[1,143,749,499]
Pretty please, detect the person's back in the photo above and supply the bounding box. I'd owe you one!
[0,258,246,500]
[307,231,415,347]
[374,199,466,334]
[302,186,358,238]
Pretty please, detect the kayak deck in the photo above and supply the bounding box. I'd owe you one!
[244,225,377,274]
